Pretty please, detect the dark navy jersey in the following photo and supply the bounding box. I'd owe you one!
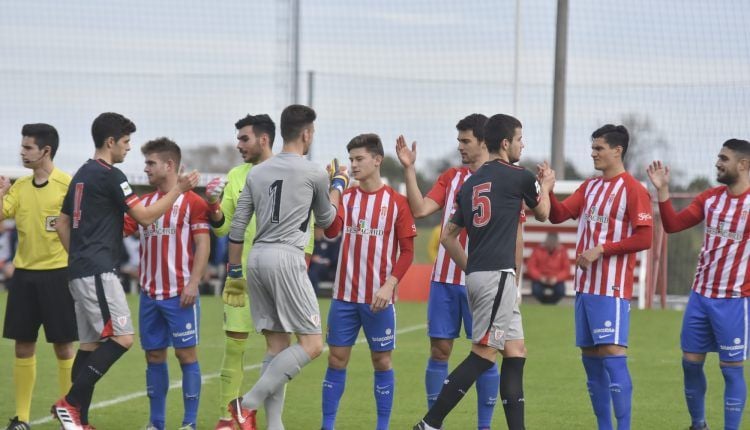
[451,159,540,273]
[61,159,141,279]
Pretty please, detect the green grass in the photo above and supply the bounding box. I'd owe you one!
[0,292,746,428]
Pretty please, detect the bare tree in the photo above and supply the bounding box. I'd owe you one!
[619,113,670,181]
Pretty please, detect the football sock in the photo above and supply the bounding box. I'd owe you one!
[181,361,201,427]
[67,340,128,420]
[146,361,168,430]
[219,336,246,419]
[261,353,286,430]
[500,357,526,430]
[682,359,707,428]
[13,355,35,423]
[241,344,310,410]
[476,362,499,430]
[321,367,346,430]
[720,364,746,430]
[603,355,632,430]
[57,356,74,396]
[582,355,613,430]
[425,358,448,409]
[374,369,395,430]
[71,349,93,424]
[423,352,494,429]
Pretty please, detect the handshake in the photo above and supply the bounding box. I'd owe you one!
[326,158,350,194]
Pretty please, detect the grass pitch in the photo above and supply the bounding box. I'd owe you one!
[0,292,745,428]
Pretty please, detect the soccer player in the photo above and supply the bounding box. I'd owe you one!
[223,105,346,430]
[51,112,199,430]
[396,113,503,429]
[320,133,416,430]
[415,113,553,430]
[646,139,750,430]
[0,124,76,430]
[123,138,210,430]
[548,125,653,430]
[206,113,315,430]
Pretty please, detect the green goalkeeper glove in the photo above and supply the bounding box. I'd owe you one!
[222,263,246,307]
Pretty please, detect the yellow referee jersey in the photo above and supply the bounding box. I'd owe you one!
[2,167,70,270]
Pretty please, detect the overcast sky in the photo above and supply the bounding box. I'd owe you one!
[1,0,748,184]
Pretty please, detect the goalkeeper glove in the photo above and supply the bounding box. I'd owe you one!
[326,158,350,194]
[222,263,246,307]
[206,176,227,205]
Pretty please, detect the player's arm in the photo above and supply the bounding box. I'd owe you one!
[515,221,524,286]
[129,169,200,226]
[181,232,209,307]
[372,201,416,312]
[223,178,256,307]
[313,166,344,229]
[395,135,441,218]
[55,212,71,252]
[530,162,554,222]
[0,175,12,222]
[440,221,467,271]
[647,160,704,232]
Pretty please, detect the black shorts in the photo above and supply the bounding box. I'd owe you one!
[3,268,78,343]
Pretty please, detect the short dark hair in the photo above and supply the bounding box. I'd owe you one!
[235,114,276,148]
[723,138,750,159]
[456,113,487,141]
[280,104,316,142]
[346,133,384,157]
[141,137,181,165]
[91,112,136,148]
[21,123,59,160]
[591,124,629,157]
[484,114,522,154]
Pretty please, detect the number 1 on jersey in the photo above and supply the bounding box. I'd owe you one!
[472,182,492,227]
[269,179,283,223]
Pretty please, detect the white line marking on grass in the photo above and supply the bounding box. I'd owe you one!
[32,323,426,425]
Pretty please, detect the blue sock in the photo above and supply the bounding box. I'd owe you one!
[180,361,201,427]
[720,364,746,430]
[475,363,499,429]
[603,355,632,430]
[321,367,346,430]
[582,356,613,430]
[425,359,449,409]
[146,362,168,430]
[374,369,395,430]
[682,359,707,428]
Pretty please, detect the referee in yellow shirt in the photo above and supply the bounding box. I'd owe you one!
[1,124,77,430]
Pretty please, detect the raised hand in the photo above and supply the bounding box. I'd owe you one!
[646,160,670,190]
[0,176,11,196]
[395,135,417,168]
[205,176,227,204]
[177,167,200,192]
[327,158,350,193]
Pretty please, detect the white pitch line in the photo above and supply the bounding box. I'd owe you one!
[32,323,426,425]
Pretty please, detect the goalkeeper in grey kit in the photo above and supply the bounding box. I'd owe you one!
[221,104,350,430]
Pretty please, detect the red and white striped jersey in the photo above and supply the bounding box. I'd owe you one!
[123,190,209,300]
[333,185,416,304]
[561,173,652,299]
[427,167,471,285]
[690,187,750,298]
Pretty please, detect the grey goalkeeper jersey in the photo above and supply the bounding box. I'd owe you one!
[229,152,336,250]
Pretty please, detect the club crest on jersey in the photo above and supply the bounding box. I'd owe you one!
[115,316,128,328]
[380,206,388,218]
[742,210,748,221]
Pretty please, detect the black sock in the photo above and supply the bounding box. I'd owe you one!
[71,350,93,424]
[500,357,526,430]
[66,340,128,416]
[423,352,494,428]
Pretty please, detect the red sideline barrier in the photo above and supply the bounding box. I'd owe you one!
[398,263,432,302]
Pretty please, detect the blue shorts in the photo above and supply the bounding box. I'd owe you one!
[427,281,472,339]
[139,293,200,351]
[575,293,630,348]
[681,291,749,362]
[326,299,396,352]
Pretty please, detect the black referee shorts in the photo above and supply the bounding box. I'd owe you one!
[3,267,78,343]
